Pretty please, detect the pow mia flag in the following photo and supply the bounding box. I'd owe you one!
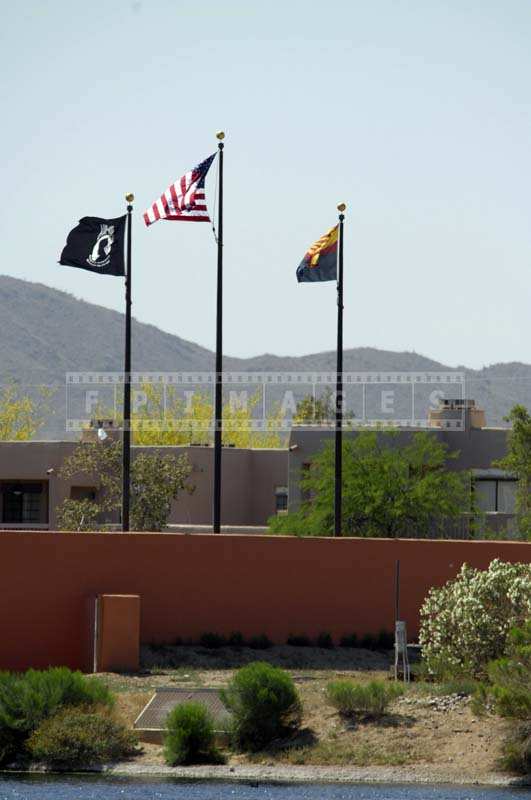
[59,215,126,276]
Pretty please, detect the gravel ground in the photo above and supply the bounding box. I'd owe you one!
[56,763,530,787]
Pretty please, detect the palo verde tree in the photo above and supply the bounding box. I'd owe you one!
[293,388,354,426]
[269,430,471,537]
[0,383,51,440]
[496,404,531,540]
[56,439,193,532]
[131,384,284,449]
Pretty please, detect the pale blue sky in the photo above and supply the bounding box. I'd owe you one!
[2,0,531,369]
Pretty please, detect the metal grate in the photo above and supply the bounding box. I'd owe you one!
[134,688,231,732]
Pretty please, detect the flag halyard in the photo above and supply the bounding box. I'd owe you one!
[144,153,216,226]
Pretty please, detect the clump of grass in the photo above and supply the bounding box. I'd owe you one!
[326,679,403,719]
[276,739,414,767]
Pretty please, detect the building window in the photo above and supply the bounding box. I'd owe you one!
[1,482,47,524]
[474,479,517,513]
[275,486,288,513]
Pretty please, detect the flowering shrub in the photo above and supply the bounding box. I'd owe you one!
[419,559,531,677]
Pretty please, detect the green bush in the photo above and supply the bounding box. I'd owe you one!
[27,708,138,768]
[199,632,227,649]
[500,721,531,775]
[340,633,358,648]
[247,634,272,650]
[316,632,334,649]
[0,667,113,765]
[375,630,394,650]
[227,632,245,648]
[326,680,403,718]
[221,662,302,751]
[163,702,224,765]
[473,621,531,720]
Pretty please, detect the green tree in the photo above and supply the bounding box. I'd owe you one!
[496,404,531,540]
[56,439,193,532]
[269,431,470,537]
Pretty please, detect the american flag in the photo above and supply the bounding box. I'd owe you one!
[143,153,216,226]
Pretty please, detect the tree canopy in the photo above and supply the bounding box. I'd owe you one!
[269,430,470,537]
[56,439,193,532]
[496,404,531,540]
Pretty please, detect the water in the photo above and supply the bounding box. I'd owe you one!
[0,776,527,800]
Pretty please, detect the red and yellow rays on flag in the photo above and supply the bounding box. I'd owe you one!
[296,225,339,283]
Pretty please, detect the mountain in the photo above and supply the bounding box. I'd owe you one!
[0,275,529,436]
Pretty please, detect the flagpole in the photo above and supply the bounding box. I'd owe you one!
[334,203,346,537]
[122,192,134,532]
[213,131,225,533]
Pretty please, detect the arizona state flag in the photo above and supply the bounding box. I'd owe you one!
[296,225,338,282]
[59,216,126,276]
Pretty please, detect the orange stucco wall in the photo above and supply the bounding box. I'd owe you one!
[0,531,529,672]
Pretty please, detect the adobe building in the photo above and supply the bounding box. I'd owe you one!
[0,399,519,535]
[287,399,516,538]
[0,440,288,530]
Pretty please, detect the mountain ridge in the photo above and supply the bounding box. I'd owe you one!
[0,275,529,435]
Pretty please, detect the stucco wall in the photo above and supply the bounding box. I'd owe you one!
[0,442,288,528]
[0,531,528,671]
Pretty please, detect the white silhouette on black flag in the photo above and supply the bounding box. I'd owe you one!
[59,216,126,276]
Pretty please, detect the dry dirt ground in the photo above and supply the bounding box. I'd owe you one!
[99,644,517,784]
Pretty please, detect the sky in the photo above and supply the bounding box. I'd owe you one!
[1,0,531,370]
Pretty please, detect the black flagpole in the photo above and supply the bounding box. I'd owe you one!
[122,192,134,532]
[334,203,346,537]
[213,132,225,533]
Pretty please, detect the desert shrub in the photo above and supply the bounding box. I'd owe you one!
[316,632,334,649]
[0,667,113,765]
[163,702,224,766]
[247,634,272,650]
[419,560,531,677]
[500,721,531,775]
[340,633,358,648]
[326,680,403,718]
[360,634,376,650]
[220,662,301,751]
[286,634,312,647]
[375,630,394,650]
[227,632,245,648]
[27,708,137,768]
[199,632,227,649]
[473,621,531,720]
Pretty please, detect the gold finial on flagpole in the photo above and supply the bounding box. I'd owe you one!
[125,193,134,203]
[216,131,225,140]
[337,202,346,212]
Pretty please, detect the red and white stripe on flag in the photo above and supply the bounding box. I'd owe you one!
[144,153,216,226]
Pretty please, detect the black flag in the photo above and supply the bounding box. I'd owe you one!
[59,216,126,276]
